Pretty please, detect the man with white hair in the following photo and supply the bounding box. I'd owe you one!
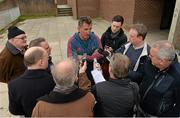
[8,47,55,117]
[32,58,95,117]
[136,40,180,116]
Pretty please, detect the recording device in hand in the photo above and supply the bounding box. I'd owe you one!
[81,53,87,66]
[93,58,101,71]
[97,48,110,57]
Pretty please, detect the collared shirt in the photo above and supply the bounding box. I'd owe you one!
[133,43,144,50]
[6,41,21,55]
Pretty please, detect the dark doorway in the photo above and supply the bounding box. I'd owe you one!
[160,0,176,29]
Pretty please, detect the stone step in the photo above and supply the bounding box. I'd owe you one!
[58,13,73,16]
[58,8,72,11]
[57,7,72,16]
[58,11,72,13]
[58,11,72,15]
[58,9,72,13]
[58,12,72,16]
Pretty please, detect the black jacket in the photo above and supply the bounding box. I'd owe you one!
[101,27,127,52]
[135,57,180,116]
[8,69,55,117]
[92,78,138,117]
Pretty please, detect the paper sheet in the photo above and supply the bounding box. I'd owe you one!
[91,69,106,84]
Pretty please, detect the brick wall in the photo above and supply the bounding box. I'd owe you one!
[16,0,56,16]
[67,0,77,19]
[99,0,135,27]
[76,0,99,18]
[56,0,67,5]
[70,0,166,29]
[67,0,73,6]
[133,0,164,29]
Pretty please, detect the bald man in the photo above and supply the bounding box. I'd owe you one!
[29,37,53,74]
[8,47,55,117]
[32,58,95,117]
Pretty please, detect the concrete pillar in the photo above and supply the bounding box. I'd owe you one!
[168,0,180,50]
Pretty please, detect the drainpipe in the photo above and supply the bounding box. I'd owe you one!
[168,0,180,44]
[76,0,78,19]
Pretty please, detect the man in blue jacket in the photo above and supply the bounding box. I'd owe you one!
[67,16,102,84]
[116,23,150,72]
[116,23,150,84]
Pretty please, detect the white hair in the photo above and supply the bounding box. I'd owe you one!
[52,58,79,88]
[152,40,175,61]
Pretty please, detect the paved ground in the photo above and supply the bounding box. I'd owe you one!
[0,16,169,117]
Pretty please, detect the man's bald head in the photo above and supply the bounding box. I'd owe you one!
[24,47,47,67]
[52,58,78,88]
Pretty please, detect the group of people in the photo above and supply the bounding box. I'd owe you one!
[0,15,180,117]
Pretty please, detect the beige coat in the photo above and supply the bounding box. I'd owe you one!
[32,92,95,117]
[32,72,95,117]
[0,44,26,83]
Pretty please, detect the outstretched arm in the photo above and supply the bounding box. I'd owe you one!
[77,61,91,91]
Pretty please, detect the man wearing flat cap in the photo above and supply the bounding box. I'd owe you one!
[0,26,28,83]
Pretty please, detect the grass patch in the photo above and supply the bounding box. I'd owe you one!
[18,15,55,21]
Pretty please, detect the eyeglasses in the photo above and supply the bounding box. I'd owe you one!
[14,36,27,40]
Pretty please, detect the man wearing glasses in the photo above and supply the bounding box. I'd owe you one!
[0,26,28,83]
[134,41,180,116]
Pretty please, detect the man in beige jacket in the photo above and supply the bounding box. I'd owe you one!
[32,58,95,117]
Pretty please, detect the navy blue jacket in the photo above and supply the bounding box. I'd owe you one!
[135,57,180,116]
[116,42,150,72]
[47,56,53,74]
[8,69,55,117]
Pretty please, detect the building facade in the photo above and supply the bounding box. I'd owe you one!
[0,0,180,50]
[67,0,180,50]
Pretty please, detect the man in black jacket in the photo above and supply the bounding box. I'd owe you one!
[92,53,138,117]
[135,40,180,116]
[8,47,55,117]
[101,15,127,52]
[100,15,127,79]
